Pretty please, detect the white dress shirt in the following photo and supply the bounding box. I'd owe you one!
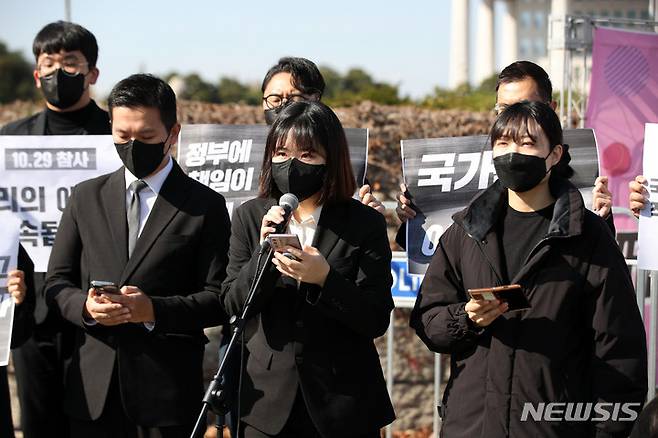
[124,156,173,237]
[288,204,323,248]
[123,156,173,330]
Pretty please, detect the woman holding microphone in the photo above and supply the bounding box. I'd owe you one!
[221,100,395,438]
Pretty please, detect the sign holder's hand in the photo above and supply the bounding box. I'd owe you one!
[7,270,26,305]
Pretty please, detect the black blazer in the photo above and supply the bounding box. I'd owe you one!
[45,161,231,426]
[221,197,396,436]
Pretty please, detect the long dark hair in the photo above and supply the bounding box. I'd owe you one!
[258,101,356,204]
[490,100,574,179]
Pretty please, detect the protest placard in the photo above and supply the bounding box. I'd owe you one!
[402,129,599,275]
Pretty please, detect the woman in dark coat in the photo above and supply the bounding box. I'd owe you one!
[410,101,647,438]
[221,101,395,437]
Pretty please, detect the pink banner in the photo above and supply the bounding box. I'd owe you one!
[586,27,658,232]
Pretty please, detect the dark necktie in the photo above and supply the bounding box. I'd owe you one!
[127,180,148,258]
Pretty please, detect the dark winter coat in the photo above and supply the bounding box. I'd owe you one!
[410,178,647,438]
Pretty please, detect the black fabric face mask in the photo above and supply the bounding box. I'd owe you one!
[115,135,170,179]
[39,68,86,109]
[493,151,552,193]
[271,158,326,201]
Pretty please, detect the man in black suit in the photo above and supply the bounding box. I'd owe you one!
[45,73,231,437]
[0,21,110,438]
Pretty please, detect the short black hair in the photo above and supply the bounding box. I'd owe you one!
[108,74,178,131]
[261,57,325,98]
[259,101,356,204]
[496,61,553,103]
[32,21,98,68]
[490,100,573,179]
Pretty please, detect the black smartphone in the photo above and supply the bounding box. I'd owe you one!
[90,280,119,295]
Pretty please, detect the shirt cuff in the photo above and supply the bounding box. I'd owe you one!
[83,314,98,326]
[143,321,155,331]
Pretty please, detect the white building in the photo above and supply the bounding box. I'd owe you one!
[450,0,654,90]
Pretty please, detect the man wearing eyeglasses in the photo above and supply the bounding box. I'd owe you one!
[394,60,614,249]
[0,21,110,438]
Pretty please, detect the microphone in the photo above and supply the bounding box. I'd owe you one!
[261,193,299,251]
[273,193,299,233]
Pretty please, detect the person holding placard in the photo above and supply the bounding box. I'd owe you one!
[395,61,614,249]
[410,101,647,438]
[221,101,395,437]
[0,21,110,438]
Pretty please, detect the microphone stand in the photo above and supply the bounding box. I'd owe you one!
[189,245,274,438]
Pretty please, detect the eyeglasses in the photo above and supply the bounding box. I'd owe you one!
[262,92,314,109]
[37,59,88,77]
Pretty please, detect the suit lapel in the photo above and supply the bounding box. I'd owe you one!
[312,202,348,260]
[101,168,129,267]
[120,163,190,284]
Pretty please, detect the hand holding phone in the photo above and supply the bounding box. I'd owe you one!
[267,234,302,260]
[468,284,530,312]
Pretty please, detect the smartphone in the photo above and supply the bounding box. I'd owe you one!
[90,280,120,295]
[267,234,302,260]
[467,284,531,312]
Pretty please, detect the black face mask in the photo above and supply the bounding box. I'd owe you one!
[39,68,86,109]
[115,135,170,179]
[271,158,326,202]
[493,151,552,193]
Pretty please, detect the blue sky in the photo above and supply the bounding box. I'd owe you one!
[0,0,508,100]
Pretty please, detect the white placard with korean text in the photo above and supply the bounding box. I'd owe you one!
[0,135,122,272]
[0,215,20,366]
[638,124,658,271]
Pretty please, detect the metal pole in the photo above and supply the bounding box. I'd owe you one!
[580,47,587,129]
[566,45,573,129]
[649,272,657,400]
[64,0,71,21]
[386,311,394,438]
[559,17,566,126]
[433,353,442,436]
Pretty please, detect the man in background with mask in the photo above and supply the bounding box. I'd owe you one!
[45,74,231,437]
[0,21,109,438]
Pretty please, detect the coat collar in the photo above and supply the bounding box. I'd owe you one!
[453,178,586,243]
